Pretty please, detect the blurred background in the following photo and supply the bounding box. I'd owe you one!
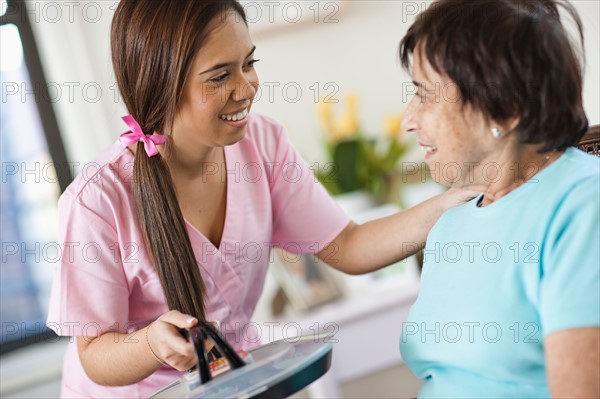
[1,1,598,398]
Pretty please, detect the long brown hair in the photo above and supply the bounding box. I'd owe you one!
[111,0,247,321]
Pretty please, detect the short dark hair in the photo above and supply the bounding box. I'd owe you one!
[399,0,588,152]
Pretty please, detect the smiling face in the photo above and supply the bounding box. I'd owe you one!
[401,48,505,187]
[171,12,259,151]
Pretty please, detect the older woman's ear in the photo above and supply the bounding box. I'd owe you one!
[488,117,520,139]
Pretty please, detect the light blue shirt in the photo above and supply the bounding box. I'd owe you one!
[401,148,600,398]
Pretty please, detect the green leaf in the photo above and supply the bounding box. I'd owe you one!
[332,139,362,193]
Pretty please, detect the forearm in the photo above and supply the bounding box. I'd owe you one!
[322,194,446,274]
[77,327,161,386]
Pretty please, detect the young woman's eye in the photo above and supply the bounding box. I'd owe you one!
[244,59,260,68]
[210,73,229,83]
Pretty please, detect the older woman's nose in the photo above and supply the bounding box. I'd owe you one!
[401,98,418,133]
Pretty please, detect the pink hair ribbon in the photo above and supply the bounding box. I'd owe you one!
[119,115,167,157]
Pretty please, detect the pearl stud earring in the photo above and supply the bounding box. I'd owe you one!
[491,127,503,138]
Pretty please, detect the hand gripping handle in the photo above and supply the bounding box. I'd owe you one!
[188,321,246,384]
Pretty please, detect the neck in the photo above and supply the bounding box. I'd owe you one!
[161,142,225,182]
[477,145,562,207]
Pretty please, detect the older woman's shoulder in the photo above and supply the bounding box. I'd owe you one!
[546,148,600,213]
[561,148,600,179]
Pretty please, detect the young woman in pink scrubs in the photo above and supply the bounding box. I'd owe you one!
[46,1,474,397]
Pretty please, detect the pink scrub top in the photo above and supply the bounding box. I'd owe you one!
[47,113,350,398]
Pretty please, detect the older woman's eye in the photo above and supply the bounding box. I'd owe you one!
[417,90,433,104]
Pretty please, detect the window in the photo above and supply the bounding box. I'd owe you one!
[1,0,72,354]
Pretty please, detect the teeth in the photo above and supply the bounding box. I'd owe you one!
[221,109,248,121]
[421,145,438,153]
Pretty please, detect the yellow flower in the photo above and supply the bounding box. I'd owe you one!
[329,95,360,140]
[319,95,362,142]
[384,114,403,138]
[318,101,333,128]
[315,93,412,203]
[345,94,359,114]
[318,101,337,140]
[333,112,358,140]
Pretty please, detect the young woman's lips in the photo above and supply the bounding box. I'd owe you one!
[220,108,249,127]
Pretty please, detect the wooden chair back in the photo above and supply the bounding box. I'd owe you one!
[577,124,600,156]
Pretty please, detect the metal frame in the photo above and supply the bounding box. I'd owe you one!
[1,0,72,355]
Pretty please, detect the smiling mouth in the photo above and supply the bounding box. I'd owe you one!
[220,108,248,122]
[420,144,438,156]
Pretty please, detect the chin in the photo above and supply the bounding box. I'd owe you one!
[224,126,247,145]
[425,159,469,187]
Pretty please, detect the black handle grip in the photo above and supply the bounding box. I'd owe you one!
[188,322,246,384]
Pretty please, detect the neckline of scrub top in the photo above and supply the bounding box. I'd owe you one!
[182,145,234,254]
[117,140,243,324]
[120,141,235,254]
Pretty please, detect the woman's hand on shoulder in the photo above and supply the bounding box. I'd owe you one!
[438,186,481,212]
[147,310,198,371]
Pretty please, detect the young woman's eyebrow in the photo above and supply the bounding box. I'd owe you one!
[199,46,256,75]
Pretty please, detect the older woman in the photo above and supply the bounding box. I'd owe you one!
[398,0,599,397]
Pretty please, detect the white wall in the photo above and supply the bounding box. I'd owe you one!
[25,0,600,167]
[250,0,600,162]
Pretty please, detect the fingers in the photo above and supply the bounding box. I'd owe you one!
[458,188,482,201]
[450,186,482,198]
[161,328,192,356]
[148,311,199,371]
[159,310,198,329]
[453,182,487,194]
[439,186,482,211]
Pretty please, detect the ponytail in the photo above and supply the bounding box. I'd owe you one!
[133,146,206,321]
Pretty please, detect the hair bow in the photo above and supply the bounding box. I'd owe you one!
[119,115,167,157]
